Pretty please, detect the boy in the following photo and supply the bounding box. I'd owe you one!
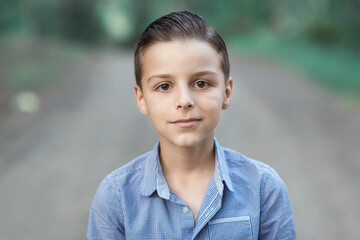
[87,11,296,240]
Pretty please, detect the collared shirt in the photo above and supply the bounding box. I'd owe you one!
[87,139,296,239]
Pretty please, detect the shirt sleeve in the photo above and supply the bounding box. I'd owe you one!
[87,176,125,240]
[259,169,296,240]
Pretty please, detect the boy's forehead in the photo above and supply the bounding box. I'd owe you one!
[141,39,223,78]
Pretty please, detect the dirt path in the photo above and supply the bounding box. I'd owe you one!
[0,50,359,239]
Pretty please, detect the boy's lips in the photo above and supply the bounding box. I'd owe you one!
[170,118,201,128]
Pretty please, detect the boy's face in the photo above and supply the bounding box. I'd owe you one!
[134,39,233,148]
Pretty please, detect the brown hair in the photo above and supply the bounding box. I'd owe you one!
[134,11,230,88]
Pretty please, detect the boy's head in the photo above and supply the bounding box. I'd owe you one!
[134,11,230,88]
[133,11,233,148]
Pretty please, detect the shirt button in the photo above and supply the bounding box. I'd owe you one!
[182,206,189,214]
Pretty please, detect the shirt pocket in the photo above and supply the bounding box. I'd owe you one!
[208,216,253,240]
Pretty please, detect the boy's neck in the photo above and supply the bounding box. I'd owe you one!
[158,136,215,176]
[158,136,216,222]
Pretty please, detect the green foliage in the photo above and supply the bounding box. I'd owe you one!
[305,19,343,45]
[187,0,269,37]
[231,30,360,97]
[7,62,54,89]
[0,0,359,48]
[0,0,22,33]
[58,0,104,43]
[0,37,87,91]
[0,0,104,44]
[1,0,359,102]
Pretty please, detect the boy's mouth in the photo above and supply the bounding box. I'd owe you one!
[170,118,201,128]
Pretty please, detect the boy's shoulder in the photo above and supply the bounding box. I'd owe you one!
[222,147,273,170]
[221,147,284,184]
[102,150,152,186]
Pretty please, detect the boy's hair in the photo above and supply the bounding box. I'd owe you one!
[134,11,230,88]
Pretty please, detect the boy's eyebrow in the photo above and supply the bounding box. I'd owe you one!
[147,74,173,83]
[191,70,218,78]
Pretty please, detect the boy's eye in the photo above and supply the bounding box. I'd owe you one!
[156,83,171,92]
[194,80,209,89]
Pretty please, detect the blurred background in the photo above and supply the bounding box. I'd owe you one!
[0,0,359,239]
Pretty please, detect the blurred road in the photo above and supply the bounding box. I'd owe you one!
[0,50,359,239]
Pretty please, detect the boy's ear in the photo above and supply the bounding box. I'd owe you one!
[134,84,149,115]
[222,78,233,110]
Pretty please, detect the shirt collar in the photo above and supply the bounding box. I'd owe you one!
[138,141,162,197]
[214,138,234,193]
[138,138,234,198]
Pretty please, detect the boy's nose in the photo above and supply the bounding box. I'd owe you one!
[176,86,194,110]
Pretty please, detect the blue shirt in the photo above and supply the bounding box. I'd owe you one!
[87,139,296,239]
